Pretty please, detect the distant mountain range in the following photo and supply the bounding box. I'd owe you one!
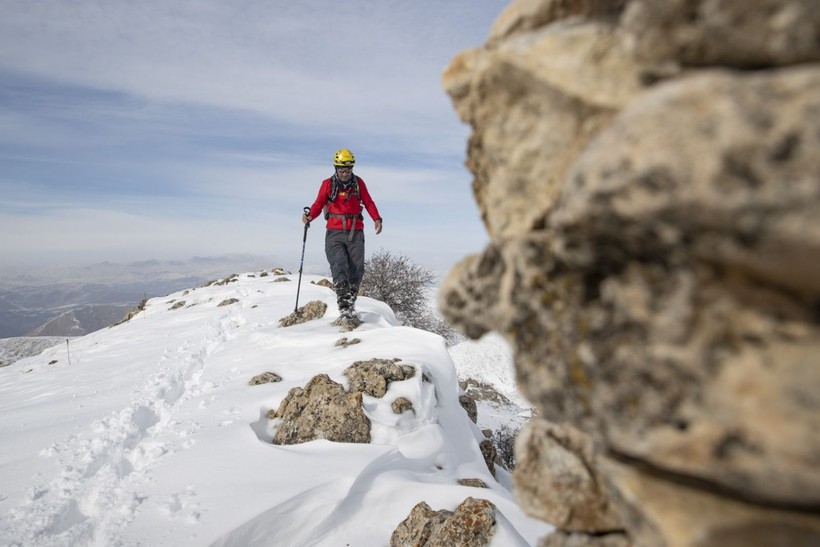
[0,255,275,338]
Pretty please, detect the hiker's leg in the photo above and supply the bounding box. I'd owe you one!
[347,230,366,292]
[326,230,354,312]
[325,230,351,287]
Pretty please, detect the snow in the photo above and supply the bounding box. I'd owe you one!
[0,337,70,369]
[0,273,552,546]
[448,333,534,433]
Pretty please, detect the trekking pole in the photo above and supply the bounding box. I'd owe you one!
[294,206,311,313]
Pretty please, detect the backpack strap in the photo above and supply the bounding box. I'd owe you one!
[325,176,363,241]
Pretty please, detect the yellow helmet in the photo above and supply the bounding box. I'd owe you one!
[333,148,355,167]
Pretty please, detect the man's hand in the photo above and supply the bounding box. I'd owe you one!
[374,219,383,234]
[302,213,311,224]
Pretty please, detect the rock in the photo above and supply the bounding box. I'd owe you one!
[458,478,488,489]
[461,378,514,406]
[278,300,327,327]
[331,316,362,331]
[488,0,628,46]
[248,372,282,386]
[390,501,451,547]
[622,0,820,68]
[312,278,336,289]
[439,0,820,544]
[335,337,362,348]
[443,17,644,239]
[271,374,370,445]
[545,65,820,505]
[218,298,239,307]
[113,298,148,326]
[273,277,291,282]
[513,420,622,532]
[392,397,414,415]
[206,273,239,286]
[390,498,496,547]
[479,439,497,478]
[271,267,289,275]
[459,394,478,423]
[600,457,820,547]
[343,358,416,398]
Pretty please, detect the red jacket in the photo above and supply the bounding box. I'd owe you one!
[308,176,381,231]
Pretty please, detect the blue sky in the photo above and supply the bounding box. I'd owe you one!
[0,1,507,275]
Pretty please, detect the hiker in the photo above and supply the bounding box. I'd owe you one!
[302,148,383,318]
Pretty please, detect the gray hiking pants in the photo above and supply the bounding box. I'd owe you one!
[325,229,365,292]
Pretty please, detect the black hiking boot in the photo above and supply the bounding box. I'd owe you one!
[336,283,354,319]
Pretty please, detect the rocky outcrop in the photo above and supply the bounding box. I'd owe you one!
[440,0,820,545]
[270,360,422,446]
[270,374,370,445]
[458,393,478,423]
[343,358,417,397]
[514,420,621,532]
[390,497,497,547]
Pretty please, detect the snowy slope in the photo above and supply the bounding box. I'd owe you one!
[0,273,551,546]
[449,333,534,433]
[0,337,68,368]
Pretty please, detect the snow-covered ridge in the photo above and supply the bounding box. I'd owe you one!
[0,272,550,546]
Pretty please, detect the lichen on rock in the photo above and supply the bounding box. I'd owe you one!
[278,300,327,327]
[439,0,820,544]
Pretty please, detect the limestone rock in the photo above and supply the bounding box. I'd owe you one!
[343,358,416,398]
[514,420,622,532]
[331,315,362,331]
[248,372,282,386]
[271,374,370,445]
[112,298,147,326]
[459,393,478,423]
[390,501,451,547]
[546,66,820,505]
[392,397,414,415]
[479,439,497,478]
[622,0,820,68]
[278,300,327,327]
[311,278,335,289]
[441,0,820,544]
[600,457,820,547]
[390,498,496,547]
[488,0,627,46]
[335,337,361,348]
[458,478,488,489]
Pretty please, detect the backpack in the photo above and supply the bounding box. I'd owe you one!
[324,175,363,220]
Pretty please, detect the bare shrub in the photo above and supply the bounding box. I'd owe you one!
[360,249,462,344]
[492,424,520,471]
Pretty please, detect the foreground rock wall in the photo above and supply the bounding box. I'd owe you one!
[440,1,820,545]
